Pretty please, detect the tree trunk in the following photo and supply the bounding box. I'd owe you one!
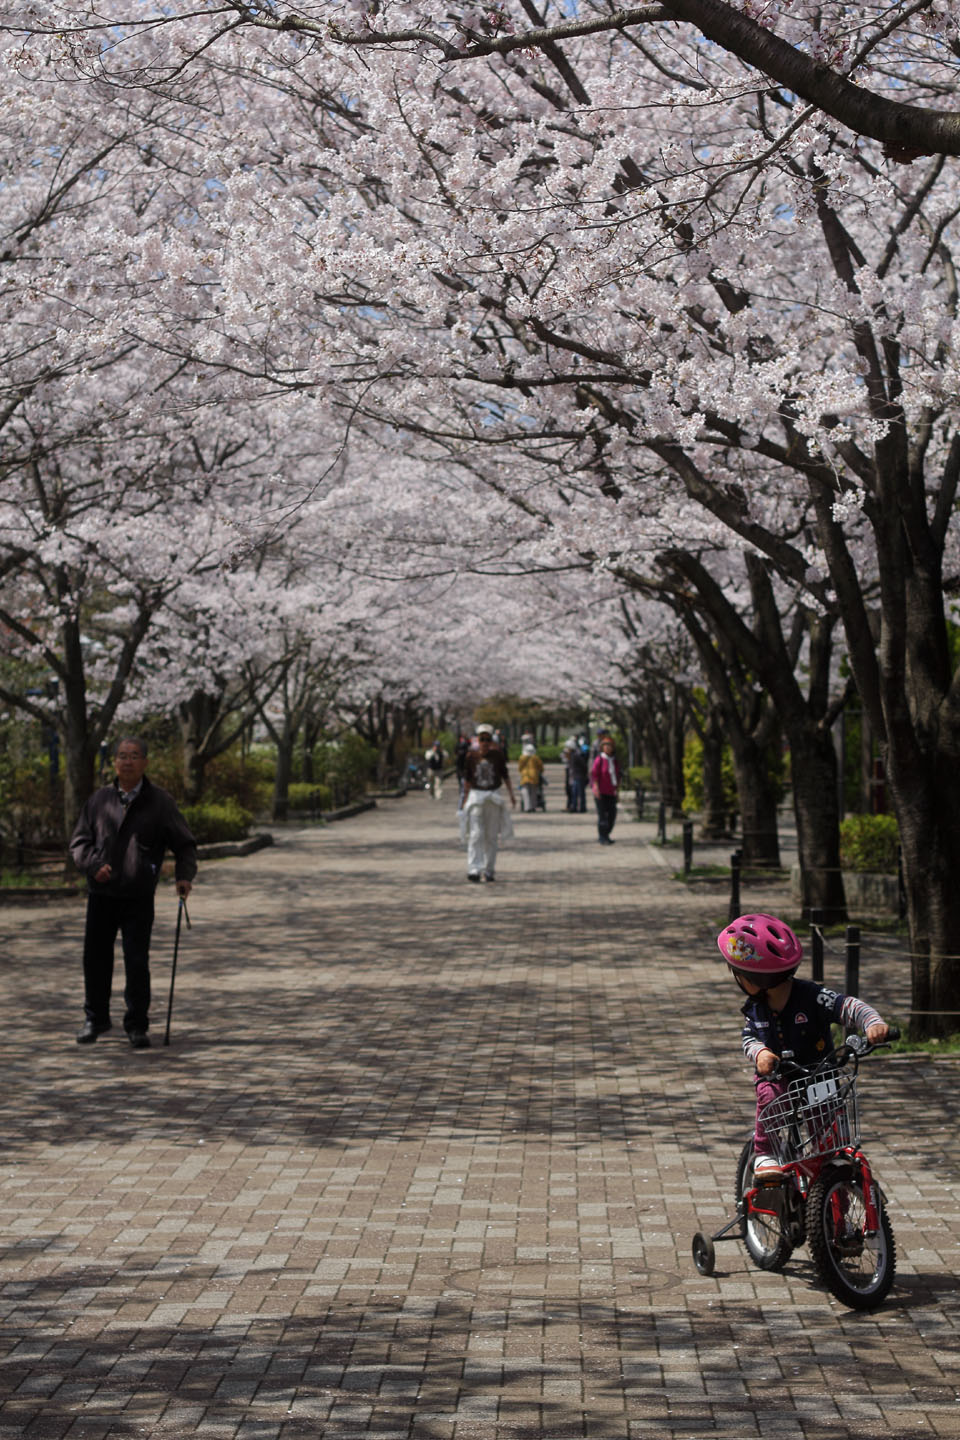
[789,723,847,922]
[889,759,960,1038]
[179,693,217,805]
[728,734,781,870]
[272,726,294,822]
[700,704,731,840]
[62,722,97,842]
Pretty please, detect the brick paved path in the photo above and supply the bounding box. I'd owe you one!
[2,777,959,1438]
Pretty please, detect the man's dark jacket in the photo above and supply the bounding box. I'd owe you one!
[69,776,198,898]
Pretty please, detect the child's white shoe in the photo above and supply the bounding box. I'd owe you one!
[754,1154,784,1184]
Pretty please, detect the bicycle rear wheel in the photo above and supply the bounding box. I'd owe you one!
[735,1139,793,1272]
[807,1170,895,1309]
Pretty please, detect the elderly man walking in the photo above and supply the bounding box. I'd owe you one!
[69,737,197,1049]
[459,723,516,882]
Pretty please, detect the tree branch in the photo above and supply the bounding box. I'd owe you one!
[317,0,960,158]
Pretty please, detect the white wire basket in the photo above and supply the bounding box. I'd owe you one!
[758,1068,859,1162]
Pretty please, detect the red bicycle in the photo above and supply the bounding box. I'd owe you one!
[692,1030,899,1309]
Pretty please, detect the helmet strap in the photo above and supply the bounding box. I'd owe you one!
[733,971,770,1004]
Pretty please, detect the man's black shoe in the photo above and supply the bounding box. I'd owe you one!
[128,1029,151,1049]
[77,1020,111,1044]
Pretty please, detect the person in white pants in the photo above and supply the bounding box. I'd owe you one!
[458,724,516,882]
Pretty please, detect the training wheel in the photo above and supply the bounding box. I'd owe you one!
[692,1232,716,1276]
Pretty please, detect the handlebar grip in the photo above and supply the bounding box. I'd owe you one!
[886,1025,901,1042]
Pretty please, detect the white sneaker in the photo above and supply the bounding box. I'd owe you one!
[754,1154,784,1183]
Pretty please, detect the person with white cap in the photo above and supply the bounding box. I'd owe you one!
[459,723,516,881]
[517,739,544,812]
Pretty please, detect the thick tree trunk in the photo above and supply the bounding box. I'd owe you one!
[790,724,848,923]
[179,693,217,805]
[699,703,731,839]
[62,725,97,842]
[728,733,781,869]
[272,728,294,822]
[889,760,960,1038]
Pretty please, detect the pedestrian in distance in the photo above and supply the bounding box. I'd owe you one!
[459,722,516,882]
[589,734,621,843]
[565,740,588,812]
[517,740,544,813]
[717,913,890,1184]
[69,737,198,1049]
[454,732,470,804]
[425,739,445,801]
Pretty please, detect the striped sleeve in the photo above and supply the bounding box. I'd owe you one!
[839,995,883,1033]
[741,1019,766,1064]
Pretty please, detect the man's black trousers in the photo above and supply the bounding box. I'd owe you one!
[82,893,155,1032]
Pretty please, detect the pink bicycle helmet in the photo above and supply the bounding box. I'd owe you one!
[717,913,803,986]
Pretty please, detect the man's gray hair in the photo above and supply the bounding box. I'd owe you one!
[114,736,148,759]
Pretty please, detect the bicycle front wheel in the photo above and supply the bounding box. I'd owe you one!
[807,1170,895,1310]
[735,1139,793,1272]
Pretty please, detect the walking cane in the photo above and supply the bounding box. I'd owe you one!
[163,893,191,1047]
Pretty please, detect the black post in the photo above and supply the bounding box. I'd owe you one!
[728,849,742,922]
[810,909,824,983]
[682,818,694,877]
[845,924,860,997]
[657,800,667,843]
[635,784,645,822]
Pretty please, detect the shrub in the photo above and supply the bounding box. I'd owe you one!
[682,735,737,815]
[627,765,652,788]
[204,747,274,813]
[315,733,378,802]
[507,742,565,762]
[839,813,899,873]
[287,782,333,813]
[181,799,252,845]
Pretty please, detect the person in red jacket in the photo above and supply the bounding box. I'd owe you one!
[589,734,621,845]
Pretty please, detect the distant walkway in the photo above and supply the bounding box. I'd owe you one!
[0,782,954,1439]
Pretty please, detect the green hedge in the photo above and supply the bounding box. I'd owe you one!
[181,799,253,845]
[839,813,899,873]
[287,782,334,812]
[507,743,565,762]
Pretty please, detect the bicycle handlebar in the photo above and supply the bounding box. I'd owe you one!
[771,1026,900,1081]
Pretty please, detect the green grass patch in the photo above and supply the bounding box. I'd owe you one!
[888,1030,960,1056]
[673,864,731,881]
[0,870,78,890]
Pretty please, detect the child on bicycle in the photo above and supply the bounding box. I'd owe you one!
[717,913,890,1182]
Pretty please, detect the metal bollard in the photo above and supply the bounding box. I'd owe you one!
[682,818,694,876]
[845,924,860,996]
[728,849,742,922]
[657,799,667,843]
[810,908,824,983]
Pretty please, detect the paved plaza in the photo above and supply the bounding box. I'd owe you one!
[2,775,959,1438]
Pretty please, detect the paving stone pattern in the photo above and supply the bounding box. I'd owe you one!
[2,773,959,1438]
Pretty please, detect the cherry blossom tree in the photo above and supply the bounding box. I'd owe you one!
[7,4,960,1028]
